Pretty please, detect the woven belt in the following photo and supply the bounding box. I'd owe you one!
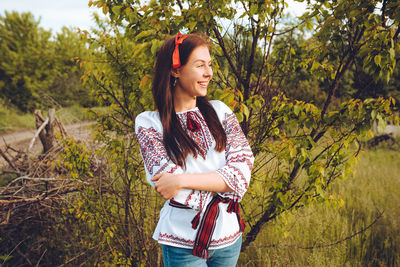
[169,195,246,259]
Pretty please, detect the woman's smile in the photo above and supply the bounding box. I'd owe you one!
[198,81,209,88]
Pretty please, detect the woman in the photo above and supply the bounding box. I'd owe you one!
[135,32,254,266]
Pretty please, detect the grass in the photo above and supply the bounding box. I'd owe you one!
[0,102,35,133]
[55,105,109,125]
[0,102,109,134]
[238,147,400,267]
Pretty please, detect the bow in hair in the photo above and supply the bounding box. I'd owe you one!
[172,33,188,69]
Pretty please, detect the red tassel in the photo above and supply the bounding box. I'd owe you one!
[239,216,247,232]
[227,200,238,213]
[230,200,246,232]
[193,246,209,259]
[187,114,200,132]
[191,212,201,229]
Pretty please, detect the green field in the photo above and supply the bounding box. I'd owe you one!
[0,101,35,133]
[0,103,107,134]
[239,147,400,266]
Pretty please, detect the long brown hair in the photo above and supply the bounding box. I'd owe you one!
[152,33,226,168]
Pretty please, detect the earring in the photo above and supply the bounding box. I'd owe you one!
[173,77,178,87]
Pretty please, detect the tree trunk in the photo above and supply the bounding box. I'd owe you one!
[34,109,55,153]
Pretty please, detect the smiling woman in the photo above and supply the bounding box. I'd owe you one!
[135,33,254,266]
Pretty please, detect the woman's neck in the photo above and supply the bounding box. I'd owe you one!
[174,94,197,113]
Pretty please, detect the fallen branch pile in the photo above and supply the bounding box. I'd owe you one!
[0,110,109,266]
[0,109,90,229]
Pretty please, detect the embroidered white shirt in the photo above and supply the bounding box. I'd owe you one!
[135,100,254,249]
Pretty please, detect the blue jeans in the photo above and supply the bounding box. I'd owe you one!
[162,235,242,267]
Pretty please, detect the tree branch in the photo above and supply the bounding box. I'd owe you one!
[394,26,400,42]
[213,27,244,86]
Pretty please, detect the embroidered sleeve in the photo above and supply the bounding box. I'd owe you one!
[135,126,184,187]
[215,104,254,201]
[135,112,206,211]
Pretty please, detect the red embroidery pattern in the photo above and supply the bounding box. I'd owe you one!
[224,113,251,150]
[199,190,208,211]
[183,190,209,212]
[177,110,214,158]
[216,166,248,196]
[184,190,195,206]
[136,126,179,176]
[227,152,254,171]
[176,109,215,211]
[158,230,241,248]
[169,165,180,174]
[158,233,194,247]
[209,231,242,248]
[216,112,254,198]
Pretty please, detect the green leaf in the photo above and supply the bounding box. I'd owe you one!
[307,136,316,148]
[371,110,377,120]
[188,21,197,31]
[151,39,159,55]
[249,4,258,15]
[236,112,244,122]
[386,72,391,84]
[289,147,297,158]
[242,104,250,119]
[311,61,320,71]
[112,6,121,16]
[0,255,12,261]
[294,105,301,116]
[102,5,109,15]
[136,30,153,40]
[389,48,395,60]
[374,55,381,66]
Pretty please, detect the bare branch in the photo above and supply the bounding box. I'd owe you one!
[27,116,49,153]
[213,27,245,86]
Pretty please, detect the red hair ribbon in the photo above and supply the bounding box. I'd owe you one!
[172,33,188,69]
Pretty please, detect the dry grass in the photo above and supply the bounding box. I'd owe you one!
[238,147,400,267]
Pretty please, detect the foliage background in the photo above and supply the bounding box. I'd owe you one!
[1,0,400,266]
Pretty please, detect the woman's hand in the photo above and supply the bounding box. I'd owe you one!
[151,173,183,200]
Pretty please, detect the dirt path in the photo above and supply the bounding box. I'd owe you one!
[0,121,94,151]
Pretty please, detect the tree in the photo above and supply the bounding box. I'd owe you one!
[0,11,53,111]
[0,11,94,112]
[49,26,95,107]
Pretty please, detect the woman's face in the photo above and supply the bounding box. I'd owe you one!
[173,45,213,100]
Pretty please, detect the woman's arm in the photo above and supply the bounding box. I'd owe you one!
[151,101,255,201]
[151,172,232,200]
[135,113,185,187]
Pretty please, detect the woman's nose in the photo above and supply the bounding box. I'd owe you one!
[204,65,213,77]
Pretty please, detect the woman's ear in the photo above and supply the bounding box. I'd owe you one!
[170,68,180,78]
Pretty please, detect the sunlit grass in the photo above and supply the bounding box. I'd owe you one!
[0,103,109,134]
[0,101,35,133]
[239,147,400,267]
[55,105,109,125]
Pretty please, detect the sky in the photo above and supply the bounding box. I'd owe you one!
[0,0,102,33]
[0,0,307,34]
